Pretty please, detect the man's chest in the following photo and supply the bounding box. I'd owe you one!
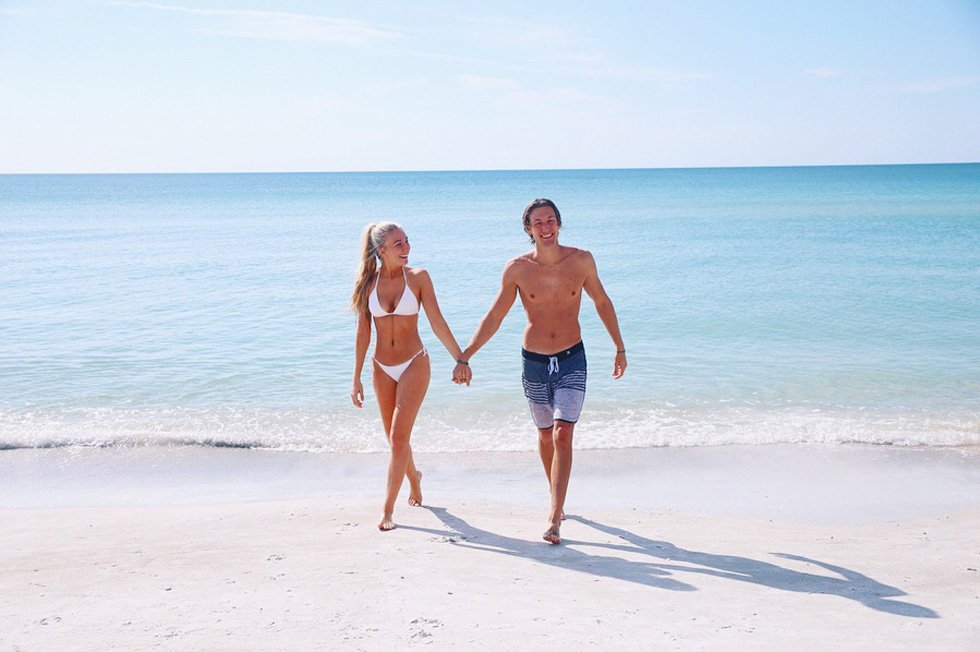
[517,265,585,301]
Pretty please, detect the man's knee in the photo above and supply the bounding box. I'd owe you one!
[553,421,575,447]
[538,426,554,443]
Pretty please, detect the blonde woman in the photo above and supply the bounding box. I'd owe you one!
[350,222,471,531]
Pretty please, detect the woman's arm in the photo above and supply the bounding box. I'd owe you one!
[416,269,465,361]
[351,309,372,407]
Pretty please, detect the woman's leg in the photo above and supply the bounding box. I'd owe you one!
[373,363,423,504]
[377,354,431,530]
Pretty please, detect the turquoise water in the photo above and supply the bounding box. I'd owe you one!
[2,165,978,451]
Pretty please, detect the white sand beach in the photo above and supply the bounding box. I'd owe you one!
[2,444,979,650]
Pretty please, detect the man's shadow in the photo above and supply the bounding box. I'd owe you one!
[418,507,937,618]
[408,506,693,591]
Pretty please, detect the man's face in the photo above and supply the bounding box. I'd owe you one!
[526,206,559,246]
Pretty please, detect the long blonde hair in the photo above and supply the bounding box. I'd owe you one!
[350,221,403,314]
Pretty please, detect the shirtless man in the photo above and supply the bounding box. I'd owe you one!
[453,198,627,544]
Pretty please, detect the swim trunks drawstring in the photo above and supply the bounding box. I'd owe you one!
[548,356,560,375]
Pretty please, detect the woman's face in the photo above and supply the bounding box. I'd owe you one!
[379,228,410,266]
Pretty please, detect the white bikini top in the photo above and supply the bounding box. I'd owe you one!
[368,268,420,318]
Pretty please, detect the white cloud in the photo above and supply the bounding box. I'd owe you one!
[460,17,586,52]
[0,5,68,17]
[493,58,707,85]
[452,70,624,113]
[399,50,483,65]
[495,87,626,114]
[898,76,980,94]
[804,67,842,78]
[582,62,709,83]
[462,16,704,85]
[456,75,520,91]
[107,1,401,46]
[0,7,35,16]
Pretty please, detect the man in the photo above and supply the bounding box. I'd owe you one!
[453,198,627,544]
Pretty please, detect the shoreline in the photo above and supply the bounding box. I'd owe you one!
[3,444,979,649]
[2,443,978,523]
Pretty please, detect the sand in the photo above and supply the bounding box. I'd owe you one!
[2,444,979,650]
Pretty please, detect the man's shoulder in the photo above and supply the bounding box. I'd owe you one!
[512,246,592,262]
[562,245,591,258]
[505,252,535,269]
[561,246,595,267]
[501,253,541,285]
[505,247,594,272]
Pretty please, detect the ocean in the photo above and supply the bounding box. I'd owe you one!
[2,164,978,452]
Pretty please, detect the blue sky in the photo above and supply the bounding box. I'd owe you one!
[1,1,978,173]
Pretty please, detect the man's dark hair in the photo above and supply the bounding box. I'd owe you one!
[522,198,562,243]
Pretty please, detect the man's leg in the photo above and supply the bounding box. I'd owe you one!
[544,344,585,544]
[537,426,554,482]
[544,421,574,543]
[538,426,570,521]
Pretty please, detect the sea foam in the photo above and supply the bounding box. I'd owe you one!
[2,405,976,453]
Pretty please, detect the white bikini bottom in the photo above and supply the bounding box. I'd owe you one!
[373,348,427,382]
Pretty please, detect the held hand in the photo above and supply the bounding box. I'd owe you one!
[452,362,472,386]
[351,379,364,407]
[613,351,627,379]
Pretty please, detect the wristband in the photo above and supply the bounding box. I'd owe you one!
[616,349,626,354]
[456,359,469,366]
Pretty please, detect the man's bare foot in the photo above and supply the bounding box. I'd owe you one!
[543,525,561,545]
[378,515,396,531]
[408,470,423,507]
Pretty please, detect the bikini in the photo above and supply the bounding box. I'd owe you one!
[369,268,426,382]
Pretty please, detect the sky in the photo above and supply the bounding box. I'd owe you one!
[1,0,978,173]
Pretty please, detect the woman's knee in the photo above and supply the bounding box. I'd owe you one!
[388,429,412,454]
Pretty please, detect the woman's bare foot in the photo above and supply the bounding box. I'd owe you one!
[543,524,561,545]
[378,514,396,531]
[408,470,423,507]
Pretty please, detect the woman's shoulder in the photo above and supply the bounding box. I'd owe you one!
[404,266,432,285]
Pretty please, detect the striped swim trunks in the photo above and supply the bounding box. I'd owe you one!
[521,341,587,429]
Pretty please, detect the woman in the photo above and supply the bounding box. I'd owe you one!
[350,222,471,531]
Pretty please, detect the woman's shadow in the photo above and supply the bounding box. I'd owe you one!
[418,506,937,618]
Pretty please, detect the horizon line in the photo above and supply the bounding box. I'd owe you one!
[1,160,977,177]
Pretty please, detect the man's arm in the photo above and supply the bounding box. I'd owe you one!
[581,252,627,379]
[453,260,519,379]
